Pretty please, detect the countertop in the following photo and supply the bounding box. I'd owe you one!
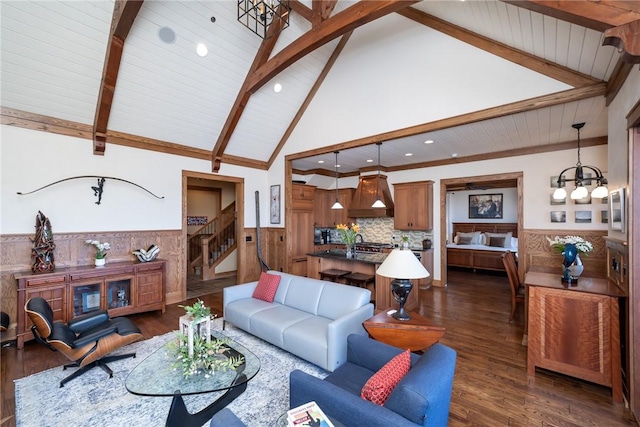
[307,249,387,264]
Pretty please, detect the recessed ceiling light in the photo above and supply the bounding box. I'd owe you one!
[405,153,413,157]
[196,43,208,57]
[366,159,373,163]
[318,160,324,164]
[451,153,458,158]
[424,140,434,144]
[274,83,282,93]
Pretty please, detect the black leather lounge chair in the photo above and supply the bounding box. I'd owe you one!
[25,297,142,387]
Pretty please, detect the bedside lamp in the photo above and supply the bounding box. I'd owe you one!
[376,248,430,320]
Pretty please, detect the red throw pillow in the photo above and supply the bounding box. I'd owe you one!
[252,272,281,303]
[361,349,411,405]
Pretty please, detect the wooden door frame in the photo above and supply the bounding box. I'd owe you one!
[439,172,524,286]
[181,170,245,301]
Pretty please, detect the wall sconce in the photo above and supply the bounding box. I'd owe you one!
[552,123,608,200]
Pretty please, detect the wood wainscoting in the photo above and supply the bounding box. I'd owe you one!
[521,229,608,279]
[0,230,184,334]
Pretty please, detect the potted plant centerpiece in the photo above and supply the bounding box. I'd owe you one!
[85,239,110,267]
[173,300,242,377]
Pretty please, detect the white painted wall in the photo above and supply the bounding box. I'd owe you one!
[0,125,271,233]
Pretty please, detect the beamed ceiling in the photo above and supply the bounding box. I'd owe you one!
[1,1,639,176]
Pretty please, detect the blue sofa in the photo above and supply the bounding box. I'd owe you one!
[223,271,374,372]
[289,334,457,427]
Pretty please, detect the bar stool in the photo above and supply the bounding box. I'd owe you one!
[343,272,375,303]
[319,269,351,283]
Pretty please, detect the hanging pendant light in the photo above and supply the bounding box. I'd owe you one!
[372,142,386,208]
[552,122,608,200]
[331,151,343,210]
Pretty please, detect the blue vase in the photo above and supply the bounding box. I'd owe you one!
[561,243,579,283]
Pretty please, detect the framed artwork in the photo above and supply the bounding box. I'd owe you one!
[270,185,281,224]
[609,188,625,232]
[82,291,101,312]
[468,193,503,219]
[575,211,592,223]
[550,211,566,223]
[186,216,207,226]
[601,210,608,224]
[550,194,566,205]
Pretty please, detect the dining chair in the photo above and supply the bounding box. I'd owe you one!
[501,251,525,323]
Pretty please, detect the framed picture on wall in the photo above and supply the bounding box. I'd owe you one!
[468,194,503,219]
[575,211,592,223]
[550,175,566,188]
[270,185,281,224]
[609,188,625,232]
[550,194,566,205]
[601,210,608,224]
[550,211,566,223]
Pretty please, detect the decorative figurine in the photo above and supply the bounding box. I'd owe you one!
[31,210,55,273]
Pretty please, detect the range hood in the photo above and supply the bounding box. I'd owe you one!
[348,175,395,218]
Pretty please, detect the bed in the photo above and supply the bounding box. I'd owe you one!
[447,222,518,272]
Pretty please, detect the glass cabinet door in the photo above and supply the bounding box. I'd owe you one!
[107,278,132,309]
[72,283,101,316]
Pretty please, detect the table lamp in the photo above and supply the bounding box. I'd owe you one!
[376,248,430,320]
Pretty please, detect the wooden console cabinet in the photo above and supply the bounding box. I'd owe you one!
[15,259,166,349]
[526,271,625,403]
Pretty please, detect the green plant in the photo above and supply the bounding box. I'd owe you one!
[179,299,211,320]
[336,223,360,245]
[171,334,244,378]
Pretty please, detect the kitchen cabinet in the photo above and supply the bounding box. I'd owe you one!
[291,183,315,276]
[314,188,355,227]
[15,259,166,349]
[393,181,433,231]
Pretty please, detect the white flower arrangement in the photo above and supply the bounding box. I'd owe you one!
[547,235,593,256]
[85,239,111,259]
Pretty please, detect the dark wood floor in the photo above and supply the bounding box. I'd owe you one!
[1,269,637,426]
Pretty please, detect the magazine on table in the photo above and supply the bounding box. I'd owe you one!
[286,401,334,427]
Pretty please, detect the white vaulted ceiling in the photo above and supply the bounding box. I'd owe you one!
[1,1,638,174]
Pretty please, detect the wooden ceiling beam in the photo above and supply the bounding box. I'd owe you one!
[397,7,600,88]
[289,1,314,23]
[502,0,640,32]
[246,0,419,94]
[603,19,640,64]
[210,3,287,171]
[92,0,143,155]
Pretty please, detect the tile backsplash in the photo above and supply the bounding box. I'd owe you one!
[316,217,433,248]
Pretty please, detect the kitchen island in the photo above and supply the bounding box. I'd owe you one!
[307,249,419,312]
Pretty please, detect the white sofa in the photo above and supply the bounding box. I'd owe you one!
[223,271,374,372]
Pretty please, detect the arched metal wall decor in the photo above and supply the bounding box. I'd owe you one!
[17,175,165,205]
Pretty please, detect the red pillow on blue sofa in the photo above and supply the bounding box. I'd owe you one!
[252,272,281,303]
[361,349,411,405]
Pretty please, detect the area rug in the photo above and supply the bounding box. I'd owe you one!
[14,319,329,426]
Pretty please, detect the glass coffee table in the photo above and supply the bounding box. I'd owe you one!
[126,330,260,427]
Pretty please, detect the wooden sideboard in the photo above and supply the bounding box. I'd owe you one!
[15,259,166,349]
[526,271,625,403]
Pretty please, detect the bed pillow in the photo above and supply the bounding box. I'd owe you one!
[510,237,518,248]
[488,236,506,247]
[486,232,513,248]
[457,236,473,245]
[252,272,281,302]
[454,231,482,244]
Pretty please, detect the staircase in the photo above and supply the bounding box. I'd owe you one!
[188,203,236,280]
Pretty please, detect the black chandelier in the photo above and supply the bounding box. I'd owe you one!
[552,122,608,201]
[237,0,290,39]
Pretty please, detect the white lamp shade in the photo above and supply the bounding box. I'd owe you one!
[552,187,567,200]
[376,249,430,279]
[331,201,343,209]
[591,185,608,199]
[570,186,588,200]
